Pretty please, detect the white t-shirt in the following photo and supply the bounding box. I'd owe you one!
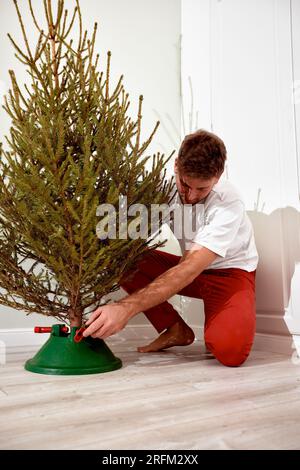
[166,179,259,272]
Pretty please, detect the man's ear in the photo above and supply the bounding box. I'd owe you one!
[215,170,223,184]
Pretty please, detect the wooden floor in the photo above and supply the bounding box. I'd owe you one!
[1,337,300,450]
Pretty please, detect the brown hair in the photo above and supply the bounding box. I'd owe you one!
[177,129,227,178]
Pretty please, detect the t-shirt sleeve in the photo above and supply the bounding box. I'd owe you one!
[188,200,244,257]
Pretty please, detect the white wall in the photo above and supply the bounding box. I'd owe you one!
[0,0,181,329]
[181,0,300,354]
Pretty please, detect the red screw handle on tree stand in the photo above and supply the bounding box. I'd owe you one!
[34,326,69,334]
[74,327,86,343]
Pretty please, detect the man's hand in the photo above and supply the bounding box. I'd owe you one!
[82,302,132,340]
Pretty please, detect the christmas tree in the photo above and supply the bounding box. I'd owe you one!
[0,0,174,339]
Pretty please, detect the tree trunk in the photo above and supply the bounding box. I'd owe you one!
[69,308,83,328]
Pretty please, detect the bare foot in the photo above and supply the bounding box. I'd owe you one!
[137,320,195,353]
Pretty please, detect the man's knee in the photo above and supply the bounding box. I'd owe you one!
[205,336,253,367]
[119,250,154,288]
[120,266,138,286]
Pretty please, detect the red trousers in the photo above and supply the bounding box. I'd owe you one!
[121,249,256,367]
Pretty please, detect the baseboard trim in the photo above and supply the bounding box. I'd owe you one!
[0,328,50,353]
[253,331,294,356]
[0,325,294,356]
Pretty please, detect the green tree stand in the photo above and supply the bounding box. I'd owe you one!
[25,325,122,375]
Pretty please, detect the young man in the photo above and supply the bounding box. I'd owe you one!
[83,129,259,367]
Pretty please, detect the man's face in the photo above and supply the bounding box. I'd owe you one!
[175,159,220,205]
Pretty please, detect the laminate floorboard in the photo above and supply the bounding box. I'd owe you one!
[1,339,299,450]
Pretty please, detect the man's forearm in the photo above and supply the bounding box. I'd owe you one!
[119,255,198,318]
[118,247,217,319]
[82,246,217,340]
[118,261,193,318]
